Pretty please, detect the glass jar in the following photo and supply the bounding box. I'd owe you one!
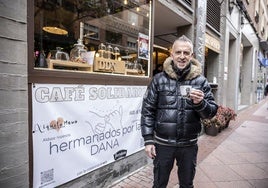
[133,60,144,73]
[55,47,69,61]
[107,45,113,59]
[70,39,87,63]
[98,43,106,58]
[114,47,120,60]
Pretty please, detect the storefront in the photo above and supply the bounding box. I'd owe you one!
[3,1,265,186]
[28,0,199,186]
[29,1,152,187]
[1,0,235,187]
[204,33,221,101]
[26,0,202,187]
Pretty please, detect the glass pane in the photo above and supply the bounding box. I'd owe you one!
[34,0,151,76]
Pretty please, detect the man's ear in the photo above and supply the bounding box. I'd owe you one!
[188,53,193,60]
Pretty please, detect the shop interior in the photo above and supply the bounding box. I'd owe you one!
[34,0,150,76]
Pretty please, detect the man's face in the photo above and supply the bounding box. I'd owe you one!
[171,41,193,70]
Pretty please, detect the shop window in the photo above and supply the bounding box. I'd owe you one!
[127,41,137,49]
[128,11,138,26]
[33,0,151,77]
[106,31,122,45]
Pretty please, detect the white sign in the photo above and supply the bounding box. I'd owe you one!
[32,84,147,188]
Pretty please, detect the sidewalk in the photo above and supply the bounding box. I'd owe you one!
[109,99,268,188]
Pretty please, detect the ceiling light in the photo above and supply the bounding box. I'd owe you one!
[42,7,68,35]
[43,25,68,35]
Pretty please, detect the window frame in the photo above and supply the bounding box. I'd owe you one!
[28,0,153,86]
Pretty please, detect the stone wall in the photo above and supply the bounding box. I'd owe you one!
[0,0,29,187]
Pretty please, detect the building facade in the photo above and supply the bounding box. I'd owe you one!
[224,0,268,109]
[0,0,267,187]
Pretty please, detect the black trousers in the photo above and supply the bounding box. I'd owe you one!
[153,143,198,188]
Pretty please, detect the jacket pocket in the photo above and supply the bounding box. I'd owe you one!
[158,91,177,106]
[156,122,177,137]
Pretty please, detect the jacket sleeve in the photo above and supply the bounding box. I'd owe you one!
[140,77,158,146]
[193,77,218,119]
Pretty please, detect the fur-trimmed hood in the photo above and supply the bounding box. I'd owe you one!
[163,57,202,80]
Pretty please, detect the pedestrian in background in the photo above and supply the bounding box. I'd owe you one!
[264,82,268,110]
[141,35,218,188]
[264,84,268,97]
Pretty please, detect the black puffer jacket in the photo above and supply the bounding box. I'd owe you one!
[141,57,218,146]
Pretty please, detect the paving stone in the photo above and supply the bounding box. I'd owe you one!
[109,100,268,188]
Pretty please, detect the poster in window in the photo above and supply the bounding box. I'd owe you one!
[32,84,146,187]
[138,33,149,60]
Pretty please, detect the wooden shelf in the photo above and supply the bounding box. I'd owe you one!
[125,69,145,76]
[47,59,92,71]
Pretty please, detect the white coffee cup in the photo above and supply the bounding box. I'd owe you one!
[180,85,192,97]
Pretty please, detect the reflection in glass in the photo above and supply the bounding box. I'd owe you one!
[34,0,151,76]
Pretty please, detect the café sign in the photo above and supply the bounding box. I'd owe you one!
[205,33,220,53]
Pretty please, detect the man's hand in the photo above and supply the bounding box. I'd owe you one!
[145,144,156,159]
[189,89,204,104]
